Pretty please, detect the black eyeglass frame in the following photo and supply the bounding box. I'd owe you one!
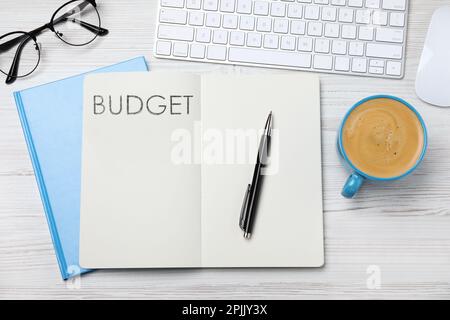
[0,0,109,84]
[0,31,41,79]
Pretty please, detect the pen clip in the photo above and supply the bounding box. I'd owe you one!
[239,184,251,231]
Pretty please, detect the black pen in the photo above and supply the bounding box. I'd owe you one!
[239,111,273,239]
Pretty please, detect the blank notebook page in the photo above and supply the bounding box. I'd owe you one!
[200,74,324,267]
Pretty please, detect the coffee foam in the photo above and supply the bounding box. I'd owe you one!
[342,98,424,178]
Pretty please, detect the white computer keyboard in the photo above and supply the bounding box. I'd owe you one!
[154,0,408,79]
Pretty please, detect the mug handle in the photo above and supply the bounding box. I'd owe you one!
[342,172,365,198]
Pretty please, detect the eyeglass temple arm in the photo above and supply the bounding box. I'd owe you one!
[0,25,47,53]
[5,36,35,84]
[60,17,109,36]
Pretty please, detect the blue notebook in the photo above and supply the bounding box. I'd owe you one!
[13,57,149,280]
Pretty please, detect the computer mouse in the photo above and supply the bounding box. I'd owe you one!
[415,7,450,107]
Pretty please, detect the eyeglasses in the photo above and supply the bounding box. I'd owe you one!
[0,0,109,85]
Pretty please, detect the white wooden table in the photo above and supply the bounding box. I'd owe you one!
[1,0,450,299]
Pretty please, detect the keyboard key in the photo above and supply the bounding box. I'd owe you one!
[305,6,320,20]
[308,22,323,36]
[386,60,402,76]
[254,1,270,15]
[334,57,350,71]
[332,40,347,54]
[366,43,402,59]
[338,8,354,23]
[331,0,346,5]
[382,0,406,11]
[197,28,212,42]
[186,0,202,10]
[314,55,333,70]
[365,0,380,9]
[237,0,252,14]
[298,37,313,51]
[264,34,279,49]
[230,31,246,45]
[348,0,363,7]
[352,58,367,72]
[190,44,206,58]
[342,25,356,39]
[274,19,289,33]
[349,41,364,56]
[206,13,221,27]
[247,32,262,47]
[189,11,205,26]
[257,17,272,32]
[207,45,227,60]
[324,23,340,38]
[213,30,228,44]
[173,42,189,57]
[204,0,219,11]
[315,38,330,53]
[160,8,187,24]
[161,0,184,8]
[372,11,388,26]
[335,56,350,71]
[220,0,236,12]
[287,4,303,19]
[229,47,312,68]
[359,26,374,40]
[158,25,194,41]
[355,9,371,24]
[390,12,405,27]
[322,6,337,21]
[271,2,286,17]
[376,27,404,43]
[223,14,238,28]
[156,40,172,55]
[369,66,384,74]
[281,36,296,50]
[291,20,306,35]
[240,16,255,30]
[370,59,384,67]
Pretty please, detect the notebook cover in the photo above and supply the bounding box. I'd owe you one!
[13,57,149,280]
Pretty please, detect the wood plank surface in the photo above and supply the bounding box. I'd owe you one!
[1,0,449,299]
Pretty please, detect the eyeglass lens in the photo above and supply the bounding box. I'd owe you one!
[52,0,101,46]
[0,32,40,78]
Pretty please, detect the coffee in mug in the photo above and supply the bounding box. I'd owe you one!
[342,97,425,178]
[338,95,427,198]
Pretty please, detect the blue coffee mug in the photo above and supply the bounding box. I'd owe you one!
[338,95,428,198]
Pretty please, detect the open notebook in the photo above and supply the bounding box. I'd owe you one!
[80,72,324,268]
